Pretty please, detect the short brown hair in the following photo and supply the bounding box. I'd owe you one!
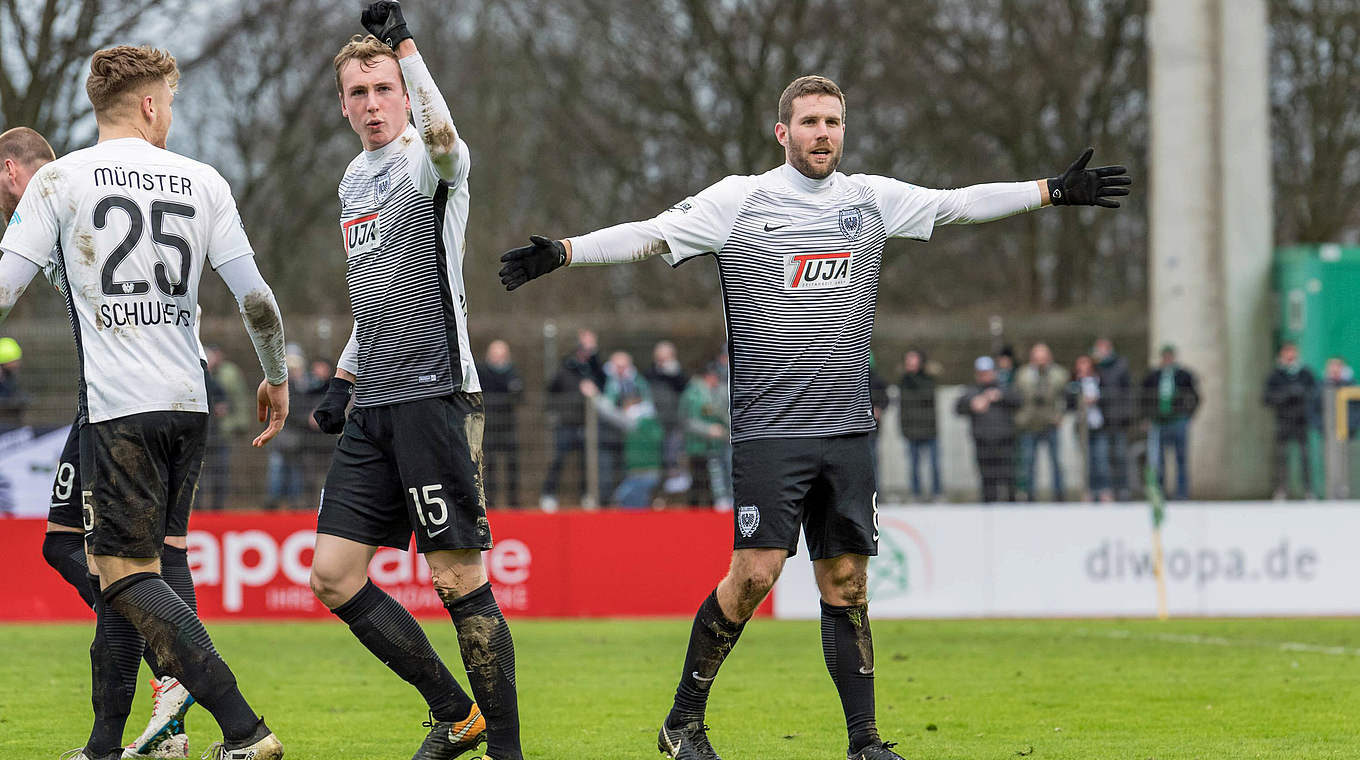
[0,127,55,168]
[86,46,179,117]
[777,75,846,124]
[334,34,402,93]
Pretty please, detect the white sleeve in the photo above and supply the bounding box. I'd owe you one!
[566,220,669,266]
[858,175,1042,241]
[217,255,287,385]
[0,252,41,324]
[204,170,255,269]
[0,164,61,270]
[337,321,359,376]
[401,53,470,195]
[652,175,754,266]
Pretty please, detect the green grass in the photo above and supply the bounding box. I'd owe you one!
[2,618,1359,758]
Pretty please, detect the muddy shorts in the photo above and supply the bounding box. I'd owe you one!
[731,433,878,561]
[318,392,491,553]
[80,411,206,557]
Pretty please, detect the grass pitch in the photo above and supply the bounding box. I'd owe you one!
[2,617,1358,759]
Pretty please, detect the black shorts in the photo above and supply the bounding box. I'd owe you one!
[80,411,207,557]
[47,422,83,530]
[317,393,491,553]
[731,433,878,560]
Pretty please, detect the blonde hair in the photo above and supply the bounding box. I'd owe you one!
[0,127,55,168]
[86,46,179,117]
[777,75,845,125]
[333,34,402,93]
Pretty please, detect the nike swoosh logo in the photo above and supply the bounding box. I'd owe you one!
[764,223,789,232]
[859,666,875,675]
[428,526,449,538]
[692,671,716,683]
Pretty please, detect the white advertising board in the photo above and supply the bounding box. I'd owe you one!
[772,503,1360,619]
[0,425,67,517]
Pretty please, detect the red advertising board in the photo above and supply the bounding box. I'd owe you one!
[0,510,771,621]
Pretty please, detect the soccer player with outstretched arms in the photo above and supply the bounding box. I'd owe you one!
[498,75,1130,760]
[307,4,521,759]
[0,47,289,760]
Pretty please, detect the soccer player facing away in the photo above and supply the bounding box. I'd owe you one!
[307,4,520,759]
[1,126,199,759]
[0,47,290,760]
[499,75,1130,760]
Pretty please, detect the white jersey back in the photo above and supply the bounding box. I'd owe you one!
[0,138,254,423]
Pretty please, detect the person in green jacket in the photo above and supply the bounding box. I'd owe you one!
[681,363,732,509]
[584,379,664,508]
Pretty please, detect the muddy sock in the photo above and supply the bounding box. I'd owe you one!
[332,579,473,721]
[821,600,880,752]
[446,583,521,760]
[667,590,745,729]
[158,544,196,730]
[84,576,147,758]
[43,532,96,608]
[103,573,259,743]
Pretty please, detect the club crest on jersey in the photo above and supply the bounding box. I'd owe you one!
[784,251,852,291]
[839,207,863,240]
[737,505,760,537]
[342,212,381,258]
[373,170,391,205]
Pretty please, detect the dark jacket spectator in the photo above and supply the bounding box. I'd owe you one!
[479,340,525,508]
[956,356,1020,502]
[1263,349,1318,436]
[1092,339,1134,430]
[898,354,937,441]
[546,331,606,428]
[1141,359,1199,423]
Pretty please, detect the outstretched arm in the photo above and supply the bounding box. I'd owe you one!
[362,1,466,182]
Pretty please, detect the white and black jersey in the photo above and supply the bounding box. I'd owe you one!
[0,139,254,423]
[639,164,1037,443]
[339,123,478,407]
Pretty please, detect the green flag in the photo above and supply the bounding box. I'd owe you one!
[1145,465,1166,529]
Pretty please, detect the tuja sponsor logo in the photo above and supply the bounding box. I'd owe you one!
[1085,539,1318,588]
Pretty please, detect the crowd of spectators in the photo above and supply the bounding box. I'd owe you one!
[4,328,1355,508]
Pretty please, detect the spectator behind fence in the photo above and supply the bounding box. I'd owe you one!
[1324,357,1359,440]
[995,345,1017,388]
[646,341,690,498]
[265,350,309,510]
[583,379,663,508]
[542,329,606,510]
[956,356,1019,503]
[1014,342,1069,501]
[1092,337,1133,499]
[1068,355,1111,502]
[1141,344,1199,500]
[1264,341,1319,500]
[201,347,231,510]
[898,349,941,501]
[682,362,733,510]
[302,359,337,503]
[0,336,28,430]
[479,339,525,508]
[207,345,254,509]
[602,350,648,499]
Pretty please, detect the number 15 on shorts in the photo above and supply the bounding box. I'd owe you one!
[408,484,449,537]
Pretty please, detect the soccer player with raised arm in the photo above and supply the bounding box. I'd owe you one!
[1,126,200,759]
[0,47,289,760]
[306,4,520,759]
[498,75,1131,760]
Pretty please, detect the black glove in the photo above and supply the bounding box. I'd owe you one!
[498,235,567,291]
[312,377,354,434]
[1047,148,1131,208]
[361,1,413,49]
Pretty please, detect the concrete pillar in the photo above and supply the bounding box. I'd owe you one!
[1149,0,1273,497]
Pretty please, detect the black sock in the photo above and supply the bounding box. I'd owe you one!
[158,544,195,731]
[446,583,521,760]
[331,579,473,721]
[84,575,147,758]
[821,600,879,752]
[667,590,745,728]
[103,572,260,744]
[43,532,96,608]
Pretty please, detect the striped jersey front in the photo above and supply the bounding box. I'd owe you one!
[654,163,947,443]
[338,124,479,407]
